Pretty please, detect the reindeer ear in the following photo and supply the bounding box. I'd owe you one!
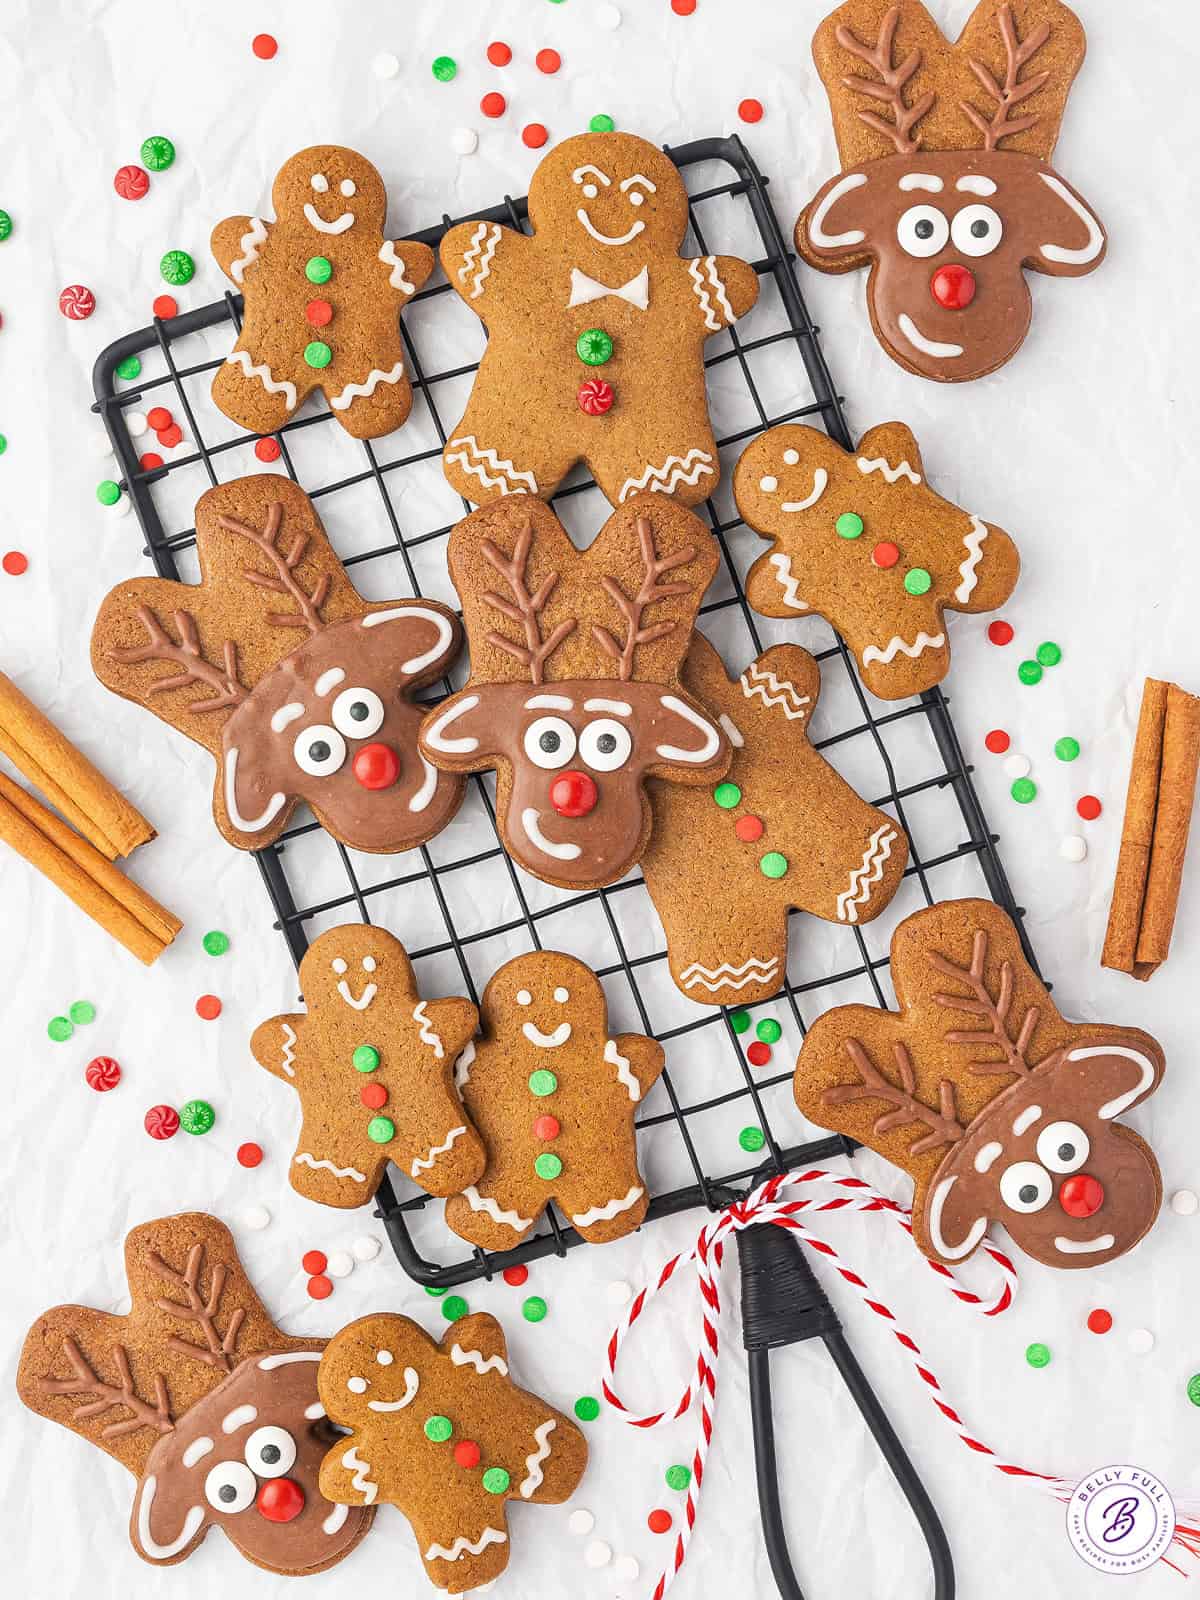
[919,1169,991,1265]
[796,169,877,267]
[419,688,501,772]
[1027,171,1106,276]
[129,1460,209,1566]
[1060,1033,1165,1122]
[213,741,294,850]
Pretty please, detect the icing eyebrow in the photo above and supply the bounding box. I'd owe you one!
[314,667,345,698]
[620,173,657,193]
[583,698,631,715]
[525,693,573,710]
[572,164,610,186]
[270,702,305,733]
[1012,1104,1042,1137]
[956,175,997,195]
[898,173,943,192]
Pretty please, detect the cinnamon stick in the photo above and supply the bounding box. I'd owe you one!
[1101,678,1200,981]
[0,771,179,965]
[0,671,154,860]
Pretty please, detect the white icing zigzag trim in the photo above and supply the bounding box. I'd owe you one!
[229,217,267,285]
[768,552,809,611]
[519,1420,557,1498]
[454,1040,475,1090]
[688,256,734,331]
[618,449,715,502]
[329,362,405,410]
[857,455,921,486]
[954,514,988,604]
[450,1342,509,1378]
[426,1528,508,1564]
[342,1445,378,1505]
[295,1152,368,1183]
[411,1126,468,1178]
[680,956,779,994]
[412,1000,445,1059]
[462,1185,532,1231]
[224,349,298,411]
[280,1021,297,1078]
[861,632,946,668]
[446,435,538,495]
[572,1186,644,1229]
[836,825,898,924]
[604,1038,640,1103]
[740,663,810,721]
[378,241,416,295]
[459,222,501,299]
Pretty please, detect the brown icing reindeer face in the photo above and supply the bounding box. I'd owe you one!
[794,900,1165,1270]
[797,1,1106,381]
[419,496,729,890]
[16,1214,374,1574]
[91,476,463,853]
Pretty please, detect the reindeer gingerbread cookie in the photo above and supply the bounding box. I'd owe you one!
[318,1311,587,1593]
[735,421,1019,698]
[442,952,663,1251]
[250,925,484,1209]
[440,131,759,507]
[419,495,730,890]
[642,637,908,1004]
[211,146,434,438]
[17,1213,374,1574]
[92,475,463,853]
[794,900,1166,1269]
[797,1,1106,380]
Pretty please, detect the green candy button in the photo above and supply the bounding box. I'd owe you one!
[367,1115,395,1144]
[528,1069,557,1097]
[576,328,613,366]
[203,929,230,956]
[714,781,741,810]
[665,1463,692,1491]
[729,1010,751,1035]
[759,851,789,879]
[442,1294,469,1322]
[432,54,458,81]
[141,136,176,172]
[304,340,332,369]
[739,1126,766,1153]
[180,1099,215,1135]
[1018,660,1043,686]
[1187,1374,1200,1408]
[1036,641,1062,667]
[424,1414,453,1442]
[589,113,615,133]
[904,567,932,596]
[353,1045,380,1073]
[1011,778,1037,804]
[96,480,121,506]
[47,1016,73,1042]
[160,249,195,285]
[69,1000,96,1025]
[0,209,12,241]
[1054,736,1080,763]
[116,355,142,381]
[575,1395,601,1421]
[305,255,332,284]
[1025,1342,1051,1369]
[534,1152,563,1181]
[835,511,864,540]
[482,1467,510,1494]
[756,1018,782,1044]
[522,1295,548,1323]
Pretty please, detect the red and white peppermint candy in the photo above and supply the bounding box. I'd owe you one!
[85,1056,121,1092]
[59,284,96,320]
[578,377,614,416]
[113,164,150,201]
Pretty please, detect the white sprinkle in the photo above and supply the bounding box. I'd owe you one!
[598,3,622,26]
[451,127,479,156]
[373,52,400,79]
[584,1539,613,1569]
[376,1350,394,1366]
[352,1234,382,1262]
[1127,1328,1154,1355]
[758,475,778,493]
[606,1279,632,1306]
[782,448,799,466]
[240,1204,271,1231]
[126,411,149,438]
[568,1509,595,1537]
[615,1555,640,1582]
[326,1249,355,1279]
[107,494,132,517]
[347,1376,368,1394]
[1059,834,1087,863]
[1171,1189,1198,1216]
[1003,753,1031,780]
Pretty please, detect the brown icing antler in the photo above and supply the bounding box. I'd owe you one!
[835,3,934,154]
[826,1038,964,1155]
[217,500,331,634]
[929,929,1045,1075]
[109,606,246,713]
[149,1243,245,1373]
[38,1336,173,1440]
[592,515,696,681]
[961,2,1051,149]
[480,518,576,684]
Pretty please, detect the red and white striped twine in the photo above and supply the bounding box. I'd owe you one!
[601,1167,1200,1598]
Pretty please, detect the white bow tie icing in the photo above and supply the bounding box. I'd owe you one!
[568,266,650,311]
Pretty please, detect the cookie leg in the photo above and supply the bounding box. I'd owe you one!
[326,341,416,440]
[444,1179,539,1252]
[212,345,302,435]
[594,417,721,510]
[558,1173,648,1244]
[442,408,548,504]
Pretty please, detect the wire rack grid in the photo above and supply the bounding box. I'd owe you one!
[92,133,1034,1290]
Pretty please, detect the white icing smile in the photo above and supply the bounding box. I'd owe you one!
[576,209,645,247]
[522,1020,573,1049]
[897,312,963,360]
[520,806,582,861]
[304,203,355,235]
[366,1366,420,1412]
[1054,1233,1116,1255]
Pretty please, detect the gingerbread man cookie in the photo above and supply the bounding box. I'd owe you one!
[439,131,759,507]
[92,475,463,853]
[250,925,484,1209]
[794,900,1166,1269]
[419,495,730,890]
[735,422,1019,699]
[642,637,908,1004]
[17,1213,374,1574]
[442,952,663,1251]
[212,146,434,437]
[796,1,1106,381]
[318,1312,587,1594]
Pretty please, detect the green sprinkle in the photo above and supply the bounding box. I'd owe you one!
[305,255,332,284]
[442,1294,469,1322]
[666,1464,692,1491]
[1011,777,1037,804]
[528,1069,558,1097]
[1036,641,1062,667]
[179,1098,215,1135]
[116,355,142,381]
[739,1126,766,1153]
[424,1414,453,1442]
[576,328,613,366]
[759,851,789,879]
[589,113,615,132]
[1054,737,1080,763]
[304,340,332,369]
[522,1295,548,1323]
[141,136,176,172]
[0,434,7,454]
[202,929,230,956]
[1187,1374,1200,1408]
[0,210,12,241]
[534,1152,563,1180]
[1018,660,1043,686]
[432,55,458,81]
[425,1285,448,1296]
[1025,1342,1051,1369]
[96,480,122,506]
[353,1044,381,1073]
[160,249,195,285]
[47,1016,73,1042]
[904,567,933,596]
[482,1467,511,1494]
[729,1010,751,1035]
[756,1018,782,1044]
[69,1000,96,1025]
[835,511,864,540]
[366,1115,395,1144]
[713,782,741,810]
[574,1395,601,1421]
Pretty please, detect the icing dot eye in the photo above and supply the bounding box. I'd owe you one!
[554,987,569,1003]
[376,1350,394,1365]
[579,717,632,773]
[332,686,385,739]
[347,1376,369,1394]
[310,173,329,193]
[340,178,357,197]
[523,715,577,770]
[244,1425,297,1479]
[998,1160,1052,1214]
[293,723,347,777]
[332,958,348,975]
[782,449,799,466]
[1036,1121,1090,1175]
[205,1460,257,1514]
[582,182,598,199]
[759,475,778,493]
[896,203,949,258]
[629,190,645,206]
[517,989,532,1006]
[951,203,1003,258]
[362,956,377,973]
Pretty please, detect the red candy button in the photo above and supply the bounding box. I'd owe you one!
[2,551,28,576]
[481,91,507,118]
[153,294,178,319]
[257,1478,305,1522]
[237,1141,264,1168]
[747,1041,770,1067]
[454,1439,482,1468]
[139,452,164,472]
[114,165,150,201]
[872,541,901,569]
[361,1082,388,1110]
[649,1508,673,1533]
[59,284,96,320]
[984,729,1010,754]
[1059,1173,1104,1218]
[1076,795,1102,821]
[502,1264,529,1287]
[930,263,977,310]
[550,770,598,817]
[353,742,400,790]
[254,438,281,462]
[578,378,614,415]
[523,123,549,149]
[987,620,1014,646]
[487,41,512,66]
[157,422,183,448]
[196,994,222,1020]
[252,33,278,59]
[738,98,764,123]
[536,48,561,74]
[533,1114,561,1140]
[305,298,333,327]
[302,1249,327,1275]
[86,1055,122,1091]
[734,815,764,842]
[1087,1308,1113,1335]
[307,1274,333,1300]
[146,406,173,430]
[145,1104,180,1140]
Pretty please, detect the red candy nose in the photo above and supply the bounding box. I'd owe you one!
[930,263,977,310]
[257,1477,305,1522]
[1059,1173,1105,1219]
[550,770,598,817]
[352,742,400,790]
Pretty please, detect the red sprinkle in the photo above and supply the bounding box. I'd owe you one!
[734,815,764,842]
[454,1439,482,1469]
[872,541,901,569]
[305,298,333,327]
[481,91,507,118]
[747,1041,771,1067]
[1087,1309,1113,1335]
[302,1249,328,1275]
[237,1141,264,1168]
[2,551,28,576]
[648,1508,674,1533]
[984,729,1010,755]
[114,164,150,201]
[536,48,561,74]
[157,422,184,448]
[307,1274,333,1300]
[139,452,165,472]
[85,1056,122,1091]
[146,405,173,430]
[738,98,764,124]
[502,1264,529,1287]
[533,1114,561,1140]
[254,437,282,462]
[153,294,178,319]
[361,1082,388,1109]
[1076,795,1102,821]
[486,41,512,66]
[144,1104,180,1140]
[523,123,549,149]
[58,284,96,321]
[987,620,1014,646]
[196,994,222,1020]
[252,33,278,60]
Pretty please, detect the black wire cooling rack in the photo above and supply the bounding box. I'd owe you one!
[93,133,1035,1291]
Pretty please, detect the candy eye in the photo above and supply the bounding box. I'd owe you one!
[310,173,329,193]
[244,1425,297,1479]
[998,1160,1052,1214]
[951,203,1003,258]
[340,178,356,197]
[331,687,385,739]
[1035,1121,1089,1175]
[582,182,598,199]
[523,716,577,770]
[896,204,949,258]
[205,1460,257,1513]
[293,724,347,777]
[628,190,645,207]
[579,717,632,772]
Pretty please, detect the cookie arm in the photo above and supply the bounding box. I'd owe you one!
[418,996,480,1064]
[211,214,268,287]
[440,1312,509,1373]
[318,1430,380,1508]
[381,238,436,299]
[250,1012,307,1086]
[612,1034,665,1099]
[684,254,760,332]
[439,220,524,311]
